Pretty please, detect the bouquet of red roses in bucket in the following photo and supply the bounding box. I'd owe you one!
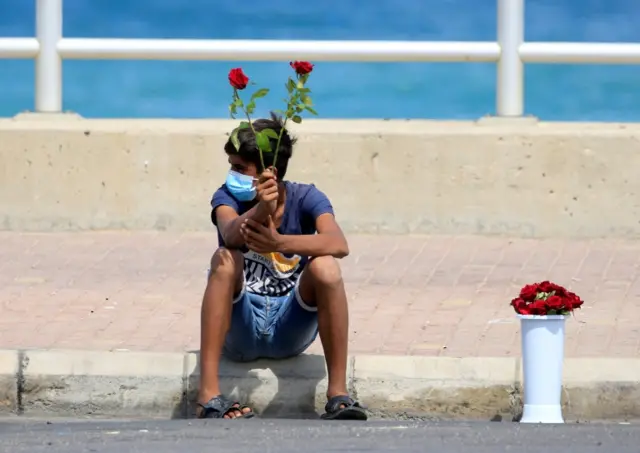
[226,61,317,174]
[510,281,584,316]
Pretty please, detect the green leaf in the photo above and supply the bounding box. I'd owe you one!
[230,127,241,151]
[296,80,304,89]
[535,292,549,301]
[302,95,313,106]
[287,78,296,93]
[238,121,250,129]
[233,97,243,107]
[251,88,269,100]
[305,106,318,115]
[262,128,279,140]
[255,131,272,153]
[246,101,256,115]
[298,87,311,94]
[292,115,302,124]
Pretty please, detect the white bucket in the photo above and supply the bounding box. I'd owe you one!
[518,314,566,424]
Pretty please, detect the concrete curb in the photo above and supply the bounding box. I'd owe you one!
[1,349,640,421]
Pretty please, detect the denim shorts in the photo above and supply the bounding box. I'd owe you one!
[222,281,319,362]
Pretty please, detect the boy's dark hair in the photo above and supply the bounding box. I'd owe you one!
[224,112,297,179]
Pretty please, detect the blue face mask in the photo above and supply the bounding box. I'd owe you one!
[225,170,256,202]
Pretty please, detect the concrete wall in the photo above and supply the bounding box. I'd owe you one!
[1,113,639,237]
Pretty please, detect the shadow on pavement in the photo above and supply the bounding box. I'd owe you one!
[173,351,327,420]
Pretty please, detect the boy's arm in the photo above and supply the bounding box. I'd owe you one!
[242,213,349,258]
[214,175,278,248]
[278,213,349,258]
[215,203,271,249]
[240,184,347,257]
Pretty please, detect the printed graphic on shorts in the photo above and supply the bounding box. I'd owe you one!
[243,250,303,296]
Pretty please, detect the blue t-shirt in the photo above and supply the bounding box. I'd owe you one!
[210,181,334,297]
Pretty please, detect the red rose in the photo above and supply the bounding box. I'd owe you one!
[528,300,548,316]
[549,282,568,297]
[290,61,314,75]
[519,284,539,302]
[228,68,249,90]
[538,281,554,293]
[545,295,565,311]
[511,297,531,315]
[565,291,584,310]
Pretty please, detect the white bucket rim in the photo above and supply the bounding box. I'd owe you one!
[516,314,568,320]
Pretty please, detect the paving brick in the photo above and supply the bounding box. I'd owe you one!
[0,231,638,358]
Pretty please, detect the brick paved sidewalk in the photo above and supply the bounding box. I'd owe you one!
[1,232,639,357]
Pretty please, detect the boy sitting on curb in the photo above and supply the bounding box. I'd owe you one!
[196,64,368,421]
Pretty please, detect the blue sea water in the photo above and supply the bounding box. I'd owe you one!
[1,0,639,120]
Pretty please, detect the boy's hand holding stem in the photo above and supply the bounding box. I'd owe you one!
[254,168,278,223]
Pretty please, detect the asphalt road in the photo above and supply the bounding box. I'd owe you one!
[0,418,637,453]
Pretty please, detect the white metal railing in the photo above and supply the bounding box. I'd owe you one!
[2,0,640,117]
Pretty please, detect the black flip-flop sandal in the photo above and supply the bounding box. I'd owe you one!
[197,394,255,419]
[321,395,368,421]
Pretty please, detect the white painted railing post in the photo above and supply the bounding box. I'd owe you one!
[496,0,524,116]
[35,0,63,112]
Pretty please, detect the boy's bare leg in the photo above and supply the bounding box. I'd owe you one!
[198,247,251,418]
[297,255,349,399]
